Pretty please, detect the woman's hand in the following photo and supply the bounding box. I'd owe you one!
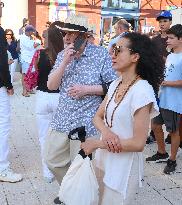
[81,139,99,155]
[62,43,76,65]
[101,128,122,153]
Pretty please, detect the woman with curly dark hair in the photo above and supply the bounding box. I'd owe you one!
[81,32,164,204]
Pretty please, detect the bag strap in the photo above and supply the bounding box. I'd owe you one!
[68,126,92,159]
[28,49,41,72]
[68,126,86,142]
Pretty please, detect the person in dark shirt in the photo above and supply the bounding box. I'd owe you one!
[146,10,172,144]
[35,25,64,183]
[152,10,172,61]
[0,26,22,182]
[5,29,19,83]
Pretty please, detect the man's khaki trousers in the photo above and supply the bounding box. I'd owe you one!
[44,129,81,184]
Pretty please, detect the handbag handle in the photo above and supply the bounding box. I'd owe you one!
[68,126,86,142]
[68,126,92,159]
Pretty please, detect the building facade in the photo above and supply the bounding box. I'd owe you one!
[140,0,182,32]
[1,0,182,40]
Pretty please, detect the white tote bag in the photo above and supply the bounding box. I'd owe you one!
[59,154,99,205]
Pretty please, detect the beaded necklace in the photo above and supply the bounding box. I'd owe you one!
[105,75,140,128]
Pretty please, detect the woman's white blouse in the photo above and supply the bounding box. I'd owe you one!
[95,78,159,199]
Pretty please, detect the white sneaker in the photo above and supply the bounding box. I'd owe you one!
[0,168,23,183]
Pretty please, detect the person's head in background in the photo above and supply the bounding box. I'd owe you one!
[87,35,95,44]
[23,18,29,27]
[0,1,4,24]
[114,19,129,36]
[87,25,96,44]
[166,24,182,53]
[24,25,36,37]
[46,26,64,65]
[45,21,51,29]
[5,29,16,42]
[32,31,42,42]
[156,10,172,36]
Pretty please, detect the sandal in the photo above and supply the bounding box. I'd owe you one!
[22,93,30,97]
[29,90,36,94]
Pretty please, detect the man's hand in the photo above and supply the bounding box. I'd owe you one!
[62,43,76,65]
[7,88,14,96]
[101,128,122,153]
[67,84,88,99]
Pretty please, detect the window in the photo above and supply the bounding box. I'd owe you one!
[102,0,139,10]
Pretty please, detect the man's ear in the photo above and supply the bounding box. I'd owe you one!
[179,37,182,43]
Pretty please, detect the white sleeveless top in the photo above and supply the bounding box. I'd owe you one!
[95,77,159,199]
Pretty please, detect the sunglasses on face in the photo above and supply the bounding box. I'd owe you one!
[112,45,134,56]
[6,33,12,36]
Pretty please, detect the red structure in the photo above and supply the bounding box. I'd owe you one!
[28,0,49,36]
[28,0,182,39]
[140,0,182,30]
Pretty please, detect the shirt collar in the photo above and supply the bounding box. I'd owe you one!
[73,43,94,61]
[82,42,94,57]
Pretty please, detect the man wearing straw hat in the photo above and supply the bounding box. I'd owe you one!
[45,14,116,204]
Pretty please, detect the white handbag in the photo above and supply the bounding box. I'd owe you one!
[59,154,99,205]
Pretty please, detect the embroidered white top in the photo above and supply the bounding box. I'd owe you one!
[95,78,159,199]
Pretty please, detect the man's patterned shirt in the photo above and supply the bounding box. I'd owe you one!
[50,43,117,137]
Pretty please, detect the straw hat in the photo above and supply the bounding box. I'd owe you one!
[58,14,89,33]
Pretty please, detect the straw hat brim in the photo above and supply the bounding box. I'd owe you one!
[61,27,86,32]
[55,25,92,35]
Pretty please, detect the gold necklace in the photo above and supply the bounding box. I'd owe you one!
[105,75,140,128]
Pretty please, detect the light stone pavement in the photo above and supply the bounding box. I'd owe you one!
[0,73,182,205]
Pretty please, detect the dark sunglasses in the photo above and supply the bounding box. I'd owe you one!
[112,45,134,56]
[6,33,12,36]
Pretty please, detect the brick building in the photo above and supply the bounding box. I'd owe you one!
[26,0,182,40]
[140,0,182,32]
[28,0,102,41]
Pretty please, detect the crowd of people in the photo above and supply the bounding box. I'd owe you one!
[0,10,182,205]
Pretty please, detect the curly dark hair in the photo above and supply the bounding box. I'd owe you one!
[123,32,164,94]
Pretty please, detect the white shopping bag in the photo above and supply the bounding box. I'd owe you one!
[59,154,99,205]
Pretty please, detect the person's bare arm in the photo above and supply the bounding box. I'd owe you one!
[82,103,152,155]
[81,96,122,155]
[161,80,182,87]
[67,84,104,99]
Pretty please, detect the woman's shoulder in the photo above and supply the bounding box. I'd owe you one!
[131,80,156,100]
[133,80,153,92]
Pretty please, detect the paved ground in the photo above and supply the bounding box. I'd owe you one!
[0,73,182,205]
